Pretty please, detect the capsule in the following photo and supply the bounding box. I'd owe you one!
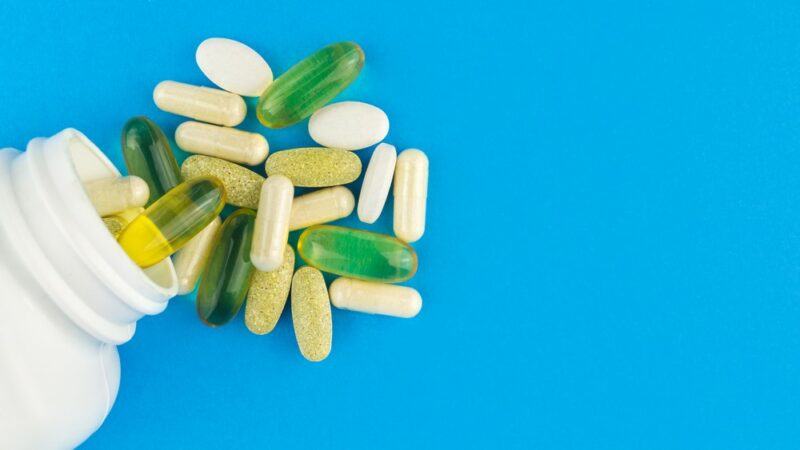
[117,177,226,268]
[173,217,221,295]
[329,278,422,318]
[102,216,128,238]
[290,186,354,231]
[357,143,396,223]
[84,176,149,216]
[176,121,269,166]
[122,116,182,205]
[153,81,247,127]
[181,155,263,209]
[394,149,428,243]
[251,175,293,272]
[264,147,361,187]
[298,225,417,283]
[257,42,364,129]
[197,209,256,326]
[291,266,332,362]
[245,245,295,335]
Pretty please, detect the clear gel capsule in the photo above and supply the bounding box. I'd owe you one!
[358,143,397,223]
[84,176,149,216]
[173,216,221,295]
[393,149,428,243]
[291,266,332,362]
[290,186,354,231]
[153,81,247,127]
[329,278,422,318]
[122,116,182,205]
[175,121,269,166]
[251,175,293,272]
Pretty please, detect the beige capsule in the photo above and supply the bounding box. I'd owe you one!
[175,121,269,166]
[393,149,429,243]
[252,175,293,272]
[84,176,149,216]
[173,217,221,295]
[265,147,362,187]
[153,81,247,127]
[291,266,332,362]
[245,245,295,334]
[290,186,354,231]
[181,155,263,209]
[329,278,422,318]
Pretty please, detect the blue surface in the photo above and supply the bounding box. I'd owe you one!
[1,1,799,449]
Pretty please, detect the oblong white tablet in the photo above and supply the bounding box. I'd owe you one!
[196,37,273,97]
[308,101,389,150]
[357,143,396,223]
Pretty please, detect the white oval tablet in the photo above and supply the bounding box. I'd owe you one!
[358,143,396,223]
[196,37,273,97]
[308,101,389,150]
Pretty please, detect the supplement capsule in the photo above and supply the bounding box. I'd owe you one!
[265,147,361,187]
[196,37,273,97]
[181,155,263,209]
[176,121,269,166]
[117,177,226,268]
[298,225,417,283]
[102,216,128,238]
[291,266,332,362]
[394,149,429,243]
[309,101,389,150]
[251,175,293,272]
[245,245,295,334]
[329,278,422,318]
[84,176,149,216]
[197,209,256,326]
[290,186,354,231]
[122,116,182,205]
[357,143,397,223]
[173,217,221,295]
[153,81,247,127]
[257,42,364,129]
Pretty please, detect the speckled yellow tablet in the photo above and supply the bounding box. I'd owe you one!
[181,155,263,209]
[102,216,128,237]
[291,266,332,362]
[245,245,295,335]
[265,147,361,187]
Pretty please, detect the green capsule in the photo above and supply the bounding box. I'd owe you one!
[122,116,182,205]
[256,42,365,129]
[265,147,362,187]
[297,225,417,283]
[197,209,257,327]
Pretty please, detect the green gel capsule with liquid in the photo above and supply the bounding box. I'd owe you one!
[297,225,418,283]
[256,42,365,129]
[197,209,257,327]
[122,116,182,205]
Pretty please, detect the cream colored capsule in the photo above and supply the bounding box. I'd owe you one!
[245,245,295,334]
[85,176,149,216]
[329,278,422,318]
[358,143,397,223]
[252,175,293,272]
[173,217,221,295]
[153,81,247,127]
[291,267,332,362]
[175,121,269,166]
[393,149,428,242]
[290,186,354,231]
[181,155,263,209]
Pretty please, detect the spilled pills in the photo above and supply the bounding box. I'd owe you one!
[265,147,362,187]
[196,37,273,97]
[309,101,389,150]
[245,245,295,334]
[181,155,263,209]
[154,81,247,127]
[291,266,332,362]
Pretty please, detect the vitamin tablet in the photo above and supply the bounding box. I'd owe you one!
[181,155,263,209]
[102,216,128,238]
[298,225,417,283]
[251,175,293,272]
[290,186,354,231]
[175,121,269,166]
[84,176,149,216]
[245,245,295,335]
[309,101,389,150]
[329,278,422,318]
[196,37,273,97]
[173,217,221,295]
[117,177,226,268]
[357,143,396,223]
[394,149,428,243]
[257,42,364,128]
[265,147,361,187]
[197,209,256,326]
[122,116,182,205]
[153,81,247,127]
[291,266,332,362]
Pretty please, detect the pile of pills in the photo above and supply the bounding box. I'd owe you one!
[84,39,428,362]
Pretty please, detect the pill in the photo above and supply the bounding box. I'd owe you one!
[251,175,293,272]
[181,155,263,209]
[196,37,273,97]
[265,147,361,187]
[357,143,397,223]
[245,245,295,335]
[117,177,226,268]
[329,278,422,318]
[298,225,417,283]
[309,101,389,150]
[197,209,256,326]
[153,81,247,127]
[175,121,269,166]
[290,186,354,231]
[122,116,182,205]
[84,176,149,216]
[103,216,128,238]
[173,216,221,295]
[394,149,428,243]
[291,266,332,362]
[257,42,364,129]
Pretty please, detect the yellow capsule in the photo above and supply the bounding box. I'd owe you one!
[153,81,247,127]
[117,177,226,268]
[175,121,269,166]
[291,266,332,362]
[173,217,221,295]
[245,245,295,335]
[84,176,149,216]
[289,186,354,231]
[181,155,263,209]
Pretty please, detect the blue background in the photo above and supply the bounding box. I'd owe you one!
[0,1,798,448]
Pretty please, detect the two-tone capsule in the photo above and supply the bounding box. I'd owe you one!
[357,143,396,223]
[291,266,332,362]
[122,116,182,205]
[84,176,149,216]
[154,81,247,127]
[176,121,269,166]
[329,278,422,318]
[173,217,221,295]
[251,175,293,272]
[394,149,428,242]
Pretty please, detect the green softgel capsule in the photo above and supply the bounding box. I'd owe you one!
[122,116,182,205]
[297,225,417,283]
[256,42,365,129]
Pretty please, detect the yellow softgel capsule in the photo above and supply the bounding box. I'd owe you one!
[117,177,226,268]
[181,155,263,209]
[153,81,247,127]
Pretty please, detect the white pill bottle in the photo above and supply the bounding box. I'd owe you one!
[0,129,178,449]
